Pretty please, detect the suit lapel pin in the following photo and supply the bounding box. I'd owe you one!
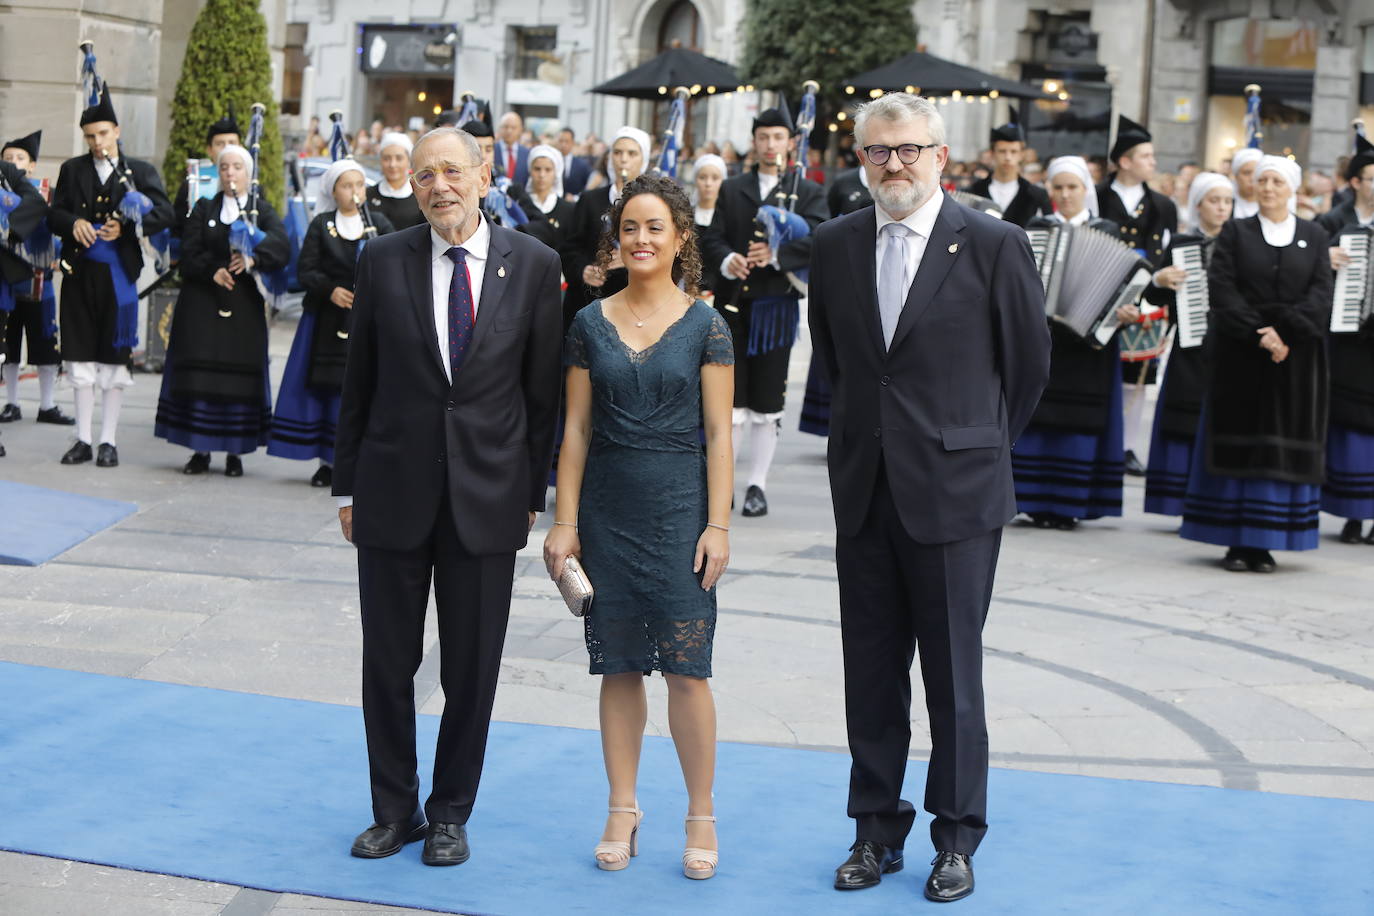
[947,243,959,254]
[207,219,216,227]
[1297,239,1308,248]
[497,266,506,278]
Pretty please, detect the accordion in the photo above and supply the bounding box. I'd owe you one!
[950,190,1003,220]
[1171,241,1210,349]
[1331,227,1373,334]
[1025,223,1152,347]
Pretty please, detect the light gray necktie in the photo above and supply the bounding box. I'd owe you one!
[878,222,912,348]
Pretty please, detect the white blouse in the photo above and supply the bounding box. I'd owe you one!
[1258,212,1296,248]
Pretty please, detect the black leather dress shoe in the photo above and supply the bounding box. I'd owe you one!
[1339,520,1364,544]
[925,851,974,902]
[183,452,211,475]
[1247,549,1277,574]
[61,441,93,465]
[1123,450,1146,477]
[310,465,332,488]
[834,840,902,890]
[1221,548,1249,572]
[224,454,243,477]
[0,438,6,457]
[421,822,469,866]
[350,815,427,859]
[36,406,75,426]
[741,484,768,517]
[0,403,20,422]
[96,443,119,468]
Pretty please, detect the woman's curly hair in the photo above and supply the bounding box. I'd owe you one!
[595,172,703,298]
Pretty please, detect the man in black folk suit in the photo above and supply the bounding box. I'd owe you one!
[965,113,1050,227]
[172,112,241,239]
[334,126,562,867]
[1097,114,1179,474]
[809,93,1049,903]
[1,131,72,430]
[827,165,873,217]
[700,104,828,518]
[48,84,173,467]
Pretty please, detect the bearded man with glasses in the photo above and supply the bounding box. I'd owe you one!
[808,94,1050,903]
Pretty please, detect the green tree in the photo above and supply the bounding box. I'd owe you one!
[738,0,918,148]
[162,0,283,212]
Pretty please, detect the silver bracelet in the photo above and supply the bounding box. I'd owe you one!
[553,520,577,529]
[706,522,730,532]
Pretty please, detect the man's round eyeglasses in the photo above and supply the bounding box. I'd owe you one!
[412,166,469,189]
[863,143,937,166]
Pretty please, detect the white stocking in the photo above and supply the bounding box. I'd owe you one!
[3,363,17,405]
[99,387,123,445]
[747,418,779,491]
[37,365,58,410]
[74,386,95,444]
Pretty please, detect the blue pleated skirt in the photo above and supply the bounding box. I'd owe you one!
[1143,385,1193,517]
[1012,364,1125,520]
[1321,423,1374,520]
[154,358,272,455]
[266,311,339,464]
[1180,419,1320,551]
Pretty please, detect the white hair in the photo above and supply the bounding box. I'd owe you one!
[412,126,483,165]
[852,93,947,148]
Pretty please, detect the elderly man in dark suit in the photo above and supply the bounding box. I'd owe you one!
[334,126,562,866]
[809,93,1050,903]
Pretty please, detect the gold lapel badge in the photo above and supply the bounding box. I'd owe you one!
[947,243,959,254]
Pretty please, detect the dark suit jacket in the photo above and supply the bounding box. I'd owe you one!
[826,168,872,217]
[699,167,829,305]
[1095,178,1178,266]
[965,175,1050,227]
[494,141,530,186]
[809,198,1051,543]
[49,153,174,284]
[0,161,49,285]
[563,156,592,197]
[333,218,564,555]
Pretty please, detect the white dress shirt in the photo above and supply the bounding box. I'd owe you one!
[335,211,364,241]
[1110,180,1146,214]
[430,215,491,382]
[874,189,945,302]
[1258,212,1296,248]
[988,178,1019,212]
[93,156,114,185]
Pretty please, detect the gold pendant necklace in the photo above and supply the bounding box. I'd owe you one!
[624,299,665,328]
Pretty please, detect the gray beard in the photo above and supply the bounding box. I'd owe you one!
[872,175,934,215]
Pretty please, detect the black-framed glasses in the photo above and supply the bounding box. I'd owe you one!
[412,165,470,189]
[863,143,937,166]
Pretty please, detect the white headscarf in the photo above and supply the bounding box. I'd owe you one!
[317,160,367,215]
[378,132,413,156]
[1185,172,1233,233]
[1045,155,1099,218]
[607,126,652,203]
[215,144,254,221]
[1256,155,1301,214]
[215,143,254,179]
[691,153,727,206]
[1230,147,1264,182]
[525,144,564,210]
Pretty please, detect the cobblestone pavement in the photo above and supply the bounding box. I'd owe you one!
[2,317,1371,914]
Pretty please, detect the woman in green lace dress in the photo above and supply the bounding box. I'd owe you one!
[544,174,734,879]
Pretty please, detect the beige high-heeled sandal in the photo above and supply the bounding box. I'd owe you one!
[593,805,643,871]
[682,814,718,880]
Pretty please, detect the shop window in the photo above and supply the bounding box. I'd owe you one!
[1211,18,1318,71]
[511,26,558,81]
[282,23,308,116]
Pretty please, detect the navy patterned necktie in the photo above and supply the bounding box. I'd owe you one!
[445,247,474,377]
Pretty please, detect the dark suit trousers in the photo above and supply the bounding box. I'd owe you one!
[837,462,1001,856]
[357,497,516,825]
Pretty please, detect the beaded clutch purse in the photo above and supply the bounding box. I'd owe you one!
[557,556,594,617]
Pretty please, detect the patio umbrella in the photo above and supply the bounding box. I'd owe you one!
[591,47,742,101]
[845,51,1048,99]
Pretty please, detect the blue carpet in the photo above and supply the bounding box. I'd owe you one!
[0,481,136,566]
[0,662,1370,915]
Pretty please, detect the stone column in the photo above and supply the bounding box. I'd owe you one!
[1148,1,1208,172]
[1311,42,1359,173]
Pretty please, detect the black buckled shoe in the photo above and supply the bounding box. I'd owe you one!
[741,484,768,517]
[1339,520,1365,544]
[1123,450,1146,477]
[925,851,974,902]
[1221,548,1249,572]
[310,464,332,488]
[834,840,902,890]
[421,822,469,866]
[96,443,118,468]
[350,813,427,859]
[224,454,243,477]
[0,403,21,422]
[1247,549,1277,574]
[36,406,75,426]
[61,440,93,465]
[183,452,211,475]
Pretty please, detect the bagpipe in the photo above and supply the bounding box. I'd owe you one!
[0,173,59,331]
[325,110,379,249]
[653,87,692,179]
[753,80,817,297]
[223,102,289,316]
[454,92,529,228]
